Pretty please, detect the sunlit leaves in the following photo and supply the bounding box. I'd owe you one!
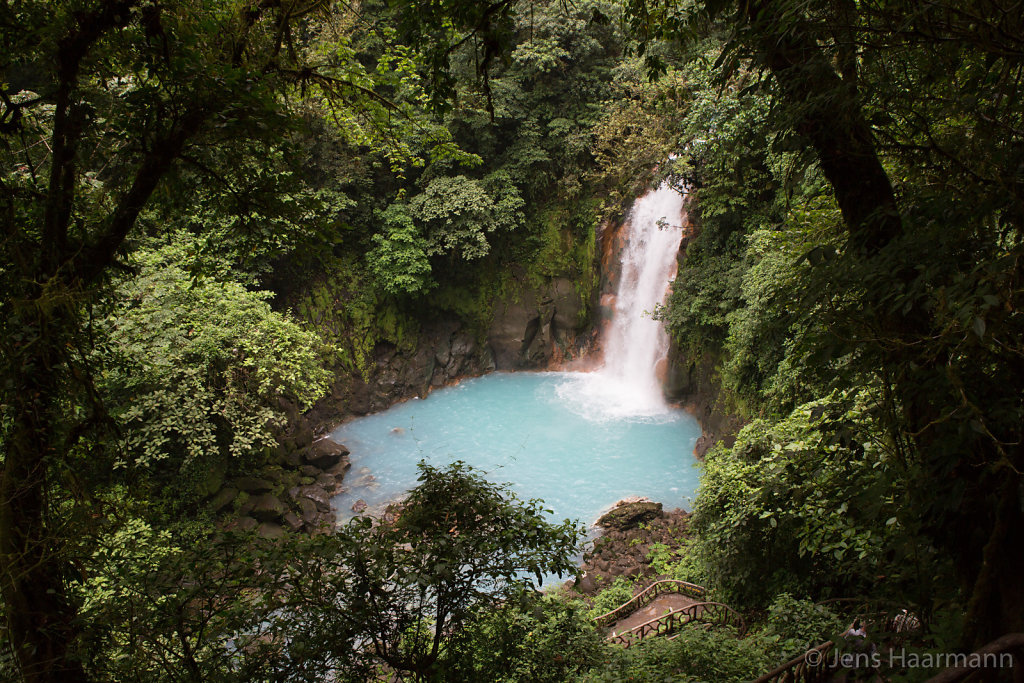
[96,240,333,472]
[367,203,435,295]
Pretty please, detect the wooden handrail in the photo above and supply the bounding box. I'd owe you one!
[924,633,1024,683]
[750,641,836,683]
[752,633,1024,683]
[608,601,747,648]
[592,579,707,627]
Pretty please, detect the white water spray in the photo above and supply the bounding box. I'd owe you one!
[558,182,686,419]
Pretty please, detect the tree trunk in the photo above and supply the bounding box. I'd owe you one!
[0,307,89,683]
[743,1,903,254]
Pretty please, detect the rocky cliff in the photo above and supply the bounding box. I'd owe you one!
[305,273,596,431]
[662,204,744,458]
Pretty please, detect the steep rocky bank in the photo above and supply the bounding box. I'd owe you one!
[572,499,693,595]
[214,409,353,537]
[665,344,744,458]
[304,273,596,433]
[662,203,745,458]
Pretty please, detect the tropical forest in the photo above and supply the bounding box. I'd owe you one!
[2,0,1023,681]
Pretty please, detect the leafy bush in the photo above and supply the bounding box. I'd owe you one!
[449,595,606,682]
[586,577,636,621]
[575,626,774,682]
[95,241,333,502]
[763,593,844,662]
[689,391,931,608]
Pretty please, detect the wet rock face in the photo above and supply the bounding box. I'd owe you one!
[305,274,595,427]
[661,216,745,458]
[664,344,744,458]
[307,320,492,422]
[487,275,590,370]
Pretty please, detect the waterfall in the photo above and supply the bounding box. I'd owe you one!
[558,182,685,419]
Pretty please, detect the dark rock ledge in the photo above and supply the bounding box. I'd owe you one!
[213,400,353,537]
[571,498,692,595]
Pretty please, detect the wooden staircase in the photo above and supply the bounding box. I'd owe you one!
[595,582,1024,682]
[594,580,746,648]
[608,600,747,648]
[592,579,707,628]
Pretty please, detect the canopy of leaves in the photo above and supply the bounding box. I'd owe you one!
[332,461,583,679]
[95,240,332,483]
[640,0,1024,647]
[73,462,583,682]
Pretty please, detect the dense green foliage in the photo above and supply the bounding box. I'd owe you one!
[642,0,1024,654]
[3,0,1023,679]
[68,463,581,682]
[97,242,332,482]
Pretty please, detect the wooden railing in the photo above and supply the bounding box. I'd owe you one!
[592,579,707,628]
[924,633,1024,683]
[608,601,747,648]
[751,641,837,683]
[753,632,1024,683]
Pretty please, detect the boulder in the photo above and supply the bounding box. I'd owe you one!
[325,458,352,478]
[297,501,333,530]
[316,472,338,489]
[231,516,258,532]
[296,497,318,521]
[208,487,238,512]
[351,499,368,514]
[308,512,334,531]
[596,500,663,531]
[620,564,641,579]
[282,511,304,532]
[274,442,303,467]
[300,465,322,478]
[305,437,350,470]
[233,476,275,494]
[250,493,287,523]
[294,485,331,513]
[237,499,255,517]
[256,522,285,540]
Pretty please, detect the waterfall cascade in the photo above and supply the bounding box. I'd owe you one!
[329,182,700,526]
[558,183,685,419]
